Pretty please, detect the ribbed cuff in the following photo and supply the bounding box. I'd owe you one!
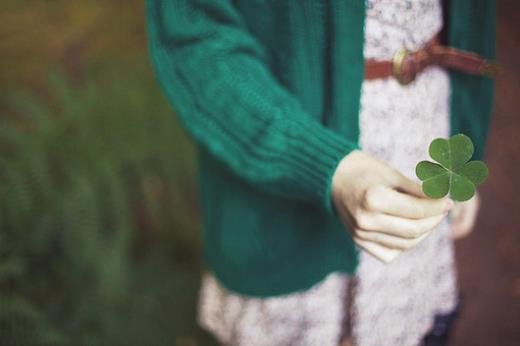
[284,117,359,214]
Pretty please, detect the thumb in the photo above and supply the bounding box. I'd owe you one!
[390,168,427,198]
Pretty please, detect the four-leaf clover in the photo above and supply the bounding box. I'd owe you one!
[415,134,488,202]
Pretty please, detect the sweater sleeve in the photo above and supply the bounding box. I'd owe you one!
[145,0,359,214]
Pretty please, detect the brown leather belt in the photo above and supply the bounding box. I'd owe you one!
[364,31,500,85]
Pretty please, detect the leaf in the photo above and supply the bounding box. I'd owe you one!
[416,134,489,201]
[416,161,445,180]
[449,134,474,171]
[428,134,474,171]
[450,174,476,201]
[459,160,489,185]
[429,138,451,168]
[422,172,450,199]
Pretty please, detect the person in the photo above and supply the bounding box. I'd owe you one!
[146,0,496,345]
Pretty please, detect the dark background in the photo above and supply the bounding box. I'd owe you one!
[451,0,520,344]
[0,1,518,345]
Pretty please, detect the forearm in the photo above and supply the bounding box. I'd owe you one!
[146,0,358,213]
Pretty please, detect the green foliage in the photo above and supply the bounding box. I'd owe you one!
[0,64,217,345]
[416,134,489,201]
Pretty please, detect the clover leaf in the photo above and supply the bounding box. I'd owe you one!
[415,134,488,202]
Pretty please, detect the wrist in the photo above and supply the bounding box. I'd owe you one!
[330,149,363,216]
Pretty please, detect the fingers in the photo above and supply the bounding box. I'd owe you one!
[352,237,401,263]
[356,227,432,251]
[450,193,480,240]
[355,210,447,238]
[356,230,415,251]
[363,184,453,219]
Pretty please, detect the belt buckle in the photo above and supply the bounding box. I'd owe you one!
[393,48,415,85]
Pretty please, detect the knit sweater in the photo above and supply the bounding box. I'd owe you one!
[146,0,495,297]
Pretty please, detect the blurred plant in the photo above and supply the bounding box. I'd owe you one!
[0,0,147,92]
[0,64,216,345]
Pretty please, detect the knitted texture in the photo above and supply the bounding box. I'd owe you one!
[146,0,495,297]
[447,0,496,161]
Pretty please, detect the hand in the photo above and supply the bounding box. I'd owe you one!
[331,150,454,263]
[449,192,480,240]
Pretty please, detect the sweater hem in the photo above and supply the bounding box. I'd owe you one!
[202,251,359,298]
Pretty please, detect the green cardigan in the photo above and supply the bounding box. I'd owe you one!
[146,0,495,297]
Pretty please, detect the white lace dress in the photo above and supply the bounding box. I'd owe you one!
[197,1,460,345]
